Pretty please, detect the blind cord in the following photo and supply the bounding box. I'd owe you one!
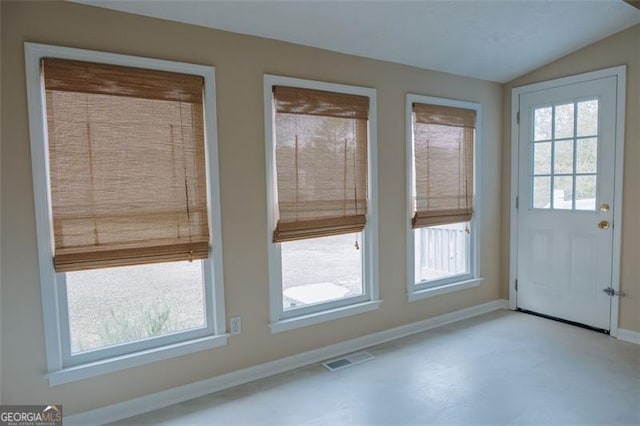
[353,120,359,250]
[85,93,99,246]
[179,99,193,260]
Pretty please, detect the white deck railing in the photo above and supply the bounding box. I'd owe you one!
[416,223,468,278]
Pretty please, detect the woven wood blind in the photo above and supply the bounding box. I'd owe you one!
[272,86,369,242]
[43,58,209,272]
[412,102,475,228]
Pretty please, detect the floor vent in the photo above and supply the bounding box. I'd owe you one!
[322,351,375,371]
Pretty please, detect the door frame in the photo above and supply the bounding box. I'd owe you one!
[509,66,626,336]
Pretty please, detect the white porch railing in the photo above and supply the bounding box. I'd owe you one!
[416,223,468,280]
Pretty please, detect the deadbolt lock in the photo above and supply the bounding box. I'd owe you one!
[600,203,610,213]
[597,220,610,230]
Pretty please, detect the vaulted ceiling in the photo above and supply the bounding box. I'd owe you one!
[76,0,640,83]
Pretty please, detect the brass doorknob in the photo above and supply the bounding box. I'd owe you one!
[598,220,610,230]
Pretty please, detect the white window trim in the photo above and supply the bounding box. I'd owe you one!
[405,94,483,302]
[24,42,227,386]
[264,75,379,333]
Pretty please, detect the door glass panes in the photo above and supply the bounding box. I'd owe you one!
[575,175,597,210]
[553,176,573,210]
[534,142,551,174]
[531,99,598,211]
[533,176,551,209]
[534,107,552,141]
[554,103,574,139]
[577,100,598,137]
[554,139,573,174]
[576,138,597,174]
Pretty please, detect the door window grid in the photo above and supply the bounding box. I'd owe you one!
[531,99,598,211]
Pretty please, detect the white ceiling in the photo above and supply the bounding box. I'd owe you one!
[77,0,640,83]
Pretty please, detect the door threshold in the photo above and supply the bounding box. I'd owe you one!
[516,308,609,335]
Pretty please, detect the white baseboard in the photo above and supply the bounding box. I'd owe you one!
[617,328,640,345]
[66,299,508,425]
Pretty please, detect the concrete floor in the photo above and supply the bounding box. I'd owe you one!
[112,310,640,425]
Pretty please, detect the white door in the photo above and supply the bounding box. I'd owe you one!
[516,75,620,331]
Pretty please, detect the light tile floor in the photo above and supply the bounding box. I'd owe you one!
[112,310,640,425]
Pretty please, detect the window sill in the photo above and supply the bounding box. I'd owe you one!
[408,278,484,302]
[46,334,228,386]
[270,300,382,334]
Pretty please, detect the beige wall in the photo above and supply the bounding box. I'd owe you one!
[501,25,640,331]
[0,1,503,414]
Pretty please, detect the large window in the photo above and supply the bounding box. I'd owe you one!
[25,43,226,385]
[264,75,379,332]
[406,95,482,301]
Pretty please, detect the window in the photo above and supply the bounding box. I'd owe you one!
[406,95,482,301]
[531,100,599,210]
[264,75,379,332]
[25,43,226,385]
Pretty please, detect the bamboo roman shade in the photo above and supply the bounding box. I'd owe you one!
[412,102,475,228]
[43,58,209,272]
[272,86,369,242]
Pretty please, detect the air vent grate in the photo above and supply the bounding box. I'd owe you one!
[322,351,374,371]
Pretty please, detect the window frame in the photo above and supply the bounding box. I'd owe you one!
[24,42,227,386]
[264,75,380,333]
[405,94,483,302]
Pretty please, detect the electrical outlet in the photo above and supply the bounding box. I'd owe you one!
[230,316,242,335]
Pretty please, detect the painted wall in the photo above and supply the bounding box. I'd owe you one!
[501,25,640,332]
[0,1,503,414]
